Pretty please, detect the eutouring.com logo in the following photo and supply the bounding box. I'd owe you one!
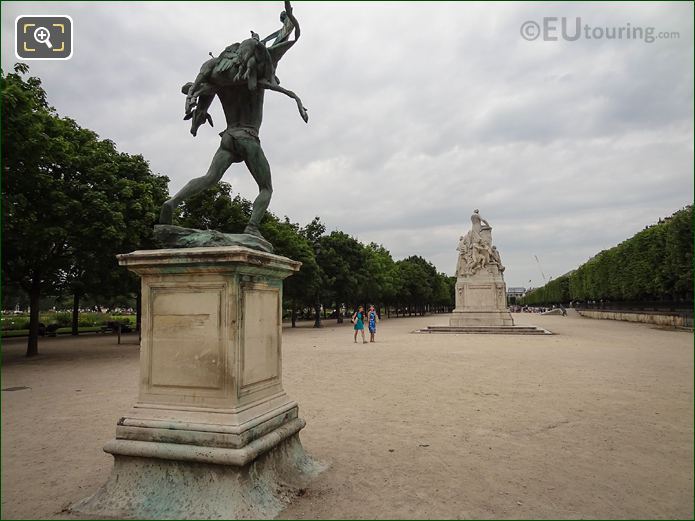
[520,17,680,44]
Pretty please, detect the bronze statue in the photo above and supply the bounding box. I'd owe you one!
[159,1,308,241]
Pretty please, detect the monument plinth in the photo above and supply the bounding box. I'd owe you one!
[450,263,513,326]
[73,246,319,519]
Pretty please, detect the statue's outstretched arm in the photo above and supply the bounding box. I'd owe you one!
[261,29,281,45]
[258,80,308,123]
[284,0,299,40]
[267,1,300,66]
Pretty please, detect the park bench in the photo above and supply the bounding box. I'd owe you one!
[45,324,60,337]
[100,321,133,334]
[100,321,133,345]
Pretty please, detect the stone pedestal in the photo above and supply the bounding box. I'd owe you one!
[72,246,320,519]
[450,264,514,327]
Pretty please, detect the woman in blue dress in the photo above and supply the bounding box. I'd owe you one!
[352,306,367,343]
[368,305,379,343]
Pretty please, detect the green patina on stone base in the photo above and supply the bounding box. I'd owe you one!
[154,224,273,253]
[71,434,324,519]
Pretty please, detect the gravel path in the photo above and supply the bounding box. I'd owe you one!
[1,313,692,519]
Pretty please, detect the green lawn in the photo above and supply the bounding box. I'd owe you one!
[1,314,136,337]
[1,326,116,338]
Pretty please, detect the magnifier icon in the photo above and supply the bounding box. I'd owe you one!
[33,26,53,49]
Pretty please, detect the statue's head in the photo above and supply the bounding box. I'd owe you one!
[280,11,287,22]
[474,209,479,214]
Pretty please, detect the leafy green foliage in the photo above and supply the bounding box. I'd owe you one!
[524,206,693,305]
[178,182,250,233]
[1,64,168,355]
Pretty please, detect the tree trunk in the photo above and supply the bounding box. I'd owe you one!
[71,292,80,336]
[313,302,322,328]
[291,307,297,328]
[27,275,41,357]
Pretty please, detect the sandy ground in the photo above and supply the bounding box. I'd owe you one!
[1,312,693,520]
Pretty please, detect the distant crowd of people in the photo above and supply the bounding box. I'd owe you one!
[510,304,567,316]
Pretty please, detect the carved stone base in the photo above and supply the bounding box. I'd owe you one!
[453,264,513,327]
[449,310,514,327]
[71,433,322,519]
[415,324,551,335]
[71,247,320,518]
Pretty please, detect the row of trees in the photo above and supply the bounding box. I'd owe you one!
[178,183,456,326]
[2,65,454,357]
[523,206,693,306]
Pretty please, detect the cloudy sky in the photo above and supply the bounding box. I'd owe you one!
[3,1,693,288]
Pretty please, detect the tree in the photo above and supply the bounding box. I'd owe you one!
[57,139,168,334]
[395,256,436,315]
[299,217,328,327]
[263,217,320,327]
[432,272,454,312]
[3,64,81,355]
[316,231,367,322]
[177,182,250,233]
[2,65,168,355]
[362,243,397,314]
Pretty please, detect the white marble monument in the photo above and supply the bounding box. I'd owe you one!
[450,210,514,327]
[73,246,319,519]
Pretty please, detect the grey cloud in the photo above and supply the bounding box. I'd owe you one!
[1,1,692,288]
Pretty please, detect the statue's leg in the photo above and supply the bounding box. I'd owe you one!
[159,145,236,224]
[241,141,272,237]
